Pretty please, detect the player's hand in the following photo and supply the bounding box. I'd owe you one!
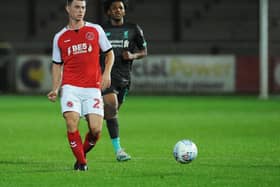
[122,50,135,60]
[47,90,58,102]
[101,71,111,90]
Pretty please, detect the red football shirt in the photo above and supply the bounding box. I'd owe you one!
[52,22,112,88]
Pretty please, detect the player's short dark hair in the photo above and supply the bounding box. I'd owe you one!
[67,0,87,5]
[103,0,128,12]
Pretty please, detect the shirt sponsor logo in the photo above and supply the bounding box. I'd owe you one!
[110,40,124,48]
[67,43,93,56]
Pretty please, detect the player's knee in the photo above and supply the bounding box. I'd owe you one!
[64,114,79,132]
[104,103,118,119]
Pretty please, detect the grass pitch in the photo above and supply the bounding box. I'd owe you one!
[0,95,279,187]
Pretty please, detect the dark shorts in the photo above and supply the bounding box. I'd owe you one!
[102,78,130,104]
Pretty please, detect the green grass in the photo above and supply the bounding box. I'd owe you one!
[0,95,279,187]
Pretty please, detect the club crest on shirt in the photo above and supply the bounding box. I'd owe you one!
[86,32,94,40]
[123,31,129,39]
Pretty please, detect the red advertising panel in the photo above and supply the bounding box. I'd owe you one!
[235,56,259,93]
[272,57,280,92]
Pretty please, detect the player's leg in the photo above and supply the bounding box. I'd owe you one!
[64,111,87,170]
[85,113,103,153]
[115,87,131,161]
[81,88,104,158]
[103,91,131,161]
[83,129,100,154]
[103,93,121,151]
[60,85,87,171]
[116,87,129,109]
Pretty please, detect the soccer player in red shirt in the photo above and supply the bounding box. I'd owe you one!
[47,0,114,171]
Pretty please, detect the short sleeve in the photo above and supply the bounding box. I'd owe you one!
[96,25,112,53]
[135,24,147,50]
[52,34,62,63]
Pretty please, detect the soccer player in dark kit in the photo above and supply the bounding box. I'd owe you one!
[101,0,147,161]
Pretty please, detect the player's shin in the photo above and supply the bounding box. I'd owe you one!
[83,131,101,154]
[67,130,87,164]
[106,118,121,152]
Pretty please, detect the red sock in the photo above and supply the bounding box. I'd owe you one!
[83,132,100,154]
[67,131,87,164]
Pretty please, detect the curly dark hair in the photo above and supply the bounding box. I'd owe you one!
[103,0,128,12]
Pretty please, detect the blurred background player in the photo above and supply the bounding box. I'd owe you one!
[47,0,114,171]
[101,0,147,161]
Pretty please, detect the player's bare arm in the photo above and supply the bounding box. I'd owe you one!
[122,48,147,61]
[102,49,114,90]
[47,63,62,102]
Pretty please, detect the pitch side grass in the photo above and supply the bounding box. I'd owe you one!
[0,95,279,187]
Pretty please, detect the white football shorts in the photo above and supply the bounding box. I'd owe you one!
[60,84,104,117]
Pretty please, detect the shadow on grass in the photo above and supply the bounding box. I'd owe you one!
[0,160,71,173]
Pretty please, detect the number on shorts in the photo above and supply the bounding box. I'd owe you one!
[93,98,101,109]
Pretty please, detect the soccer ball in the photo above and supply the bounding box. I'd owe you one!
[173,139,198,164]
